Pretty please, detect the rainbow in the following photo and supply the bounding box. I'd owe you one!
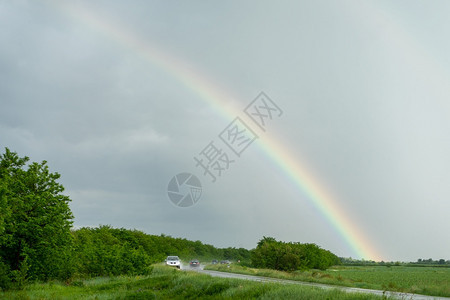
[51,1,387,260]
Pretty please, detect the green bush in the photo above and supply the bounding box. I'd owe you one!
[0,260,11,290]
[251,237,340,271]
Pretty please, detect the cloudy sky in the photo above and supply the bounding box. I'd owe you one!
[1,0,450,261]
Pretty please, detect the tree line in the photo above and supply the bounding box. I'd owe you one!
[339,257,450,267]
[0,148,340,290]
[416,258,449,265]
[71,225,251,278]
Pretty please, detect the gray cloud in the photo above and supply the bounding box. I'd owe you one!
[1,0,449,261]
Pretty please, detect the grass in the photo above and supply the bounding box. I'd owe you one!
[205,264,450,297]
[0,265,389,299]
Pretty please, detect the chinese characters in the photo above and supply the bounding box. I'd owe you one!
[168,92,283,207]
[194,93,282,183]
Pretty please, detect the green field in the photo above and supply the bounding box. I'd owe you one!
[0,265,387,299]
[205,264,450,297]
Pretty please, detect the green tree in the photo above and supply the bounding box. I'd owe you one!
[0,148,74,283]
[251,237,280,269]
[72,226,155,277]
[0,184,12,289]
[251,237,339,271]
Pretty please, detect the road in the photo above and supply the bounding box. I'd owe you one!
[192,269,448,300]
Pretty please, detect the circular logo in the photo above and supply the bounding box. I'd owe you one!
[167,173,202,207]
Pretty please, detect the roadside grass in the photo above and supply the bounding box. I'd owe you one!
[0,265,388,299]
[204,264,450,297]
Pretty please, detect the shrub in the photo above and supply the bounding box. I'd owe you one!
[251,237,339,271]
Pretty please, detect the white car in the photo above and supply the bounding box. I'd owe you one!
[166,256,181,269]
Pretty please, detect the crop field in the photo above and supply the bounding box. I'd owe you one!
[205,264,450,297]
[0,265,387,300]
[321,265,450,296]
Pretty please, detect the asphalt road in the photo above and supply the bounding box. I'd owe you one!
[193,269,449,300]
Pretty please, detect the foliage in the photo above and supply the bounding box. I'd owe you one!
[70,225,250,278]
[0,265,386,299]
[205,264,450,297]
[251,237,340,271]
[415,258,450,265]
[72,226,153,277]
[0,259,11,290]
[340,257,450,268]
[0,148,74,286]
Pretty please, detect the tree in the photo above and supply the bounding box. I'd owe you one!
[251,237,282,269]
[251,237,339,271]
[0,183,12,289]
[71,226,153,277]
[0,148,74,283]
[0,182,10,248]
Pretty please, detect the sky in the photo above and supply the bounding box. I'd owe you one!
[1,0,450,262]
